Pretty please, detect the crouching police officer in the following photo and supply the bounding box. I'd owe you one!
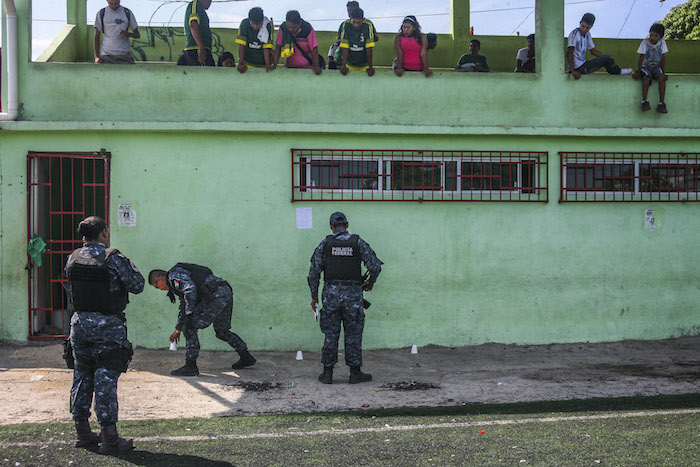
[308,212,382,384]
[149,263,256,376]
[65,216,144,454]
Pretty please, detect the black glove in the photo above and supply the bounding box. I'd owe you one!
[62,339,75,369]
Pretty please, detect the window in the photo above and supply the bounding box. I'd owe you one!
[560,152,700,202]
[292,149,548,202]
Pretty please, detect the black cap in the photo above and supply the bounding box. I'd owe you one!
[330,212,348,225]
[581,13,595,26]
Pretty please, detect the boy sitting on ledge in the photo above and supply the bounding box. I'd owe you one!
[567,13,632,79]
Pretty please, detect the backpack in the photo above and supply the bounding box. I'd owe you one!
[99,6,132,30]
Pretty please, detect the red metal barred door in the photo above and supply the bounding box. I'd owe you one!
[27,152,111,339]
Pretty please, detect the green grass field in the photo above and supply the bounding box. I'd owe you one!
[2,395,699,466]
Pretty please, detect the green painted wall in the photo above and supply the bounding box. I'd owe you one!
[1,0,699,348]
[1,131,699,349]
[13,61,700,131]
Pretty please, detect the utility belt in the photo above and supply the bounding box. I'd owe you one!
[324,280,363,286]
[75,309,126,322]
[73,342,133,374]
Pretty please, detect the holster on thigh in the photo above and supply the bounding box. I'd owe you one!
[96,343,133,373]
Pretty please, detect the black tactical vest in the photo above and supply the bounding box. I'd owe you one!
[66,247,128,318]
[167,263,214,304]
[323,234,363,282]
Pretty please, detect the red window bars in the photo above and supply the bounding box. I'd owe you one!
[560,152,700,202]
[27,152,111,339]
[292,149,548,202]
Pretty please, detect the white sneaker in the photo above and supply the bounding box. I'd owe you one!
[620,68,633,75]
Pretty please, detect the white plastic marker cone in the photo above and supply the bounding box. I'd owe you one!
[411,344,418,354]
[296,350,304,361]
[169,341,177,351]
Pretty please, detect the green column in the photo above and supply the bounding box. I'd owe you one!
[536,0,565,75]
[66,0,87,61]
[451,0,470,51]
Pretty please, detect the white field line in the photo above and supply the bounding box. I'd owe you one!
[2,408,699,448]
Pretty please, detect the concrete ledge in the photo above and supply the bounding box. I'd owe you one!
[2,120,700,139]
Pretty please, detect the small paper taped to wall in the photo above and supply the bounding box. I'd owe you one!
[118,203,136,227]
[296,207,312,229]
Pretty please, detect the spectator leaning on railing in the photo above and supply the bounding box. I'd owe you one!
[93,0,140,65]
[236,7,274,73]
[272,10,323,74]
[393,15,433,78]
[330,1,378,70]
[339,8,377,76]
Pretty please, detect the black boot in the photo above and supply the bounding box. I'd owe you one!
[74,419,101,448]
[98,424,133,455]
[171,358,199,376]
[231,350,256,369]
[349,366,372,384]
[318,366,333,384]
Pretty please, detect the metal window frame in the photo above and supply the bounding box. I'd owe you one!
[292,149,549,203]
[560,152,700,202]
[26,151,111,340]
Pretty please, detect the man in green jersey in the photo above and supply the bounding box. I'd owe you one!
[339,8,376,76]
[456,39,490,73]
[336,2,378,44]
[183,0,214,66]
[236,7,274,73]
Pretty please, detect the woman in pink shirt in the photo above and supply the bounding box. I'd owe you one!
[271,10,322,74]
[393,16,432,77]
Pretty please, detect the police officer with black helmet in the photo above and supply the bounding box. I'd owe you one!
[308,212,382,384]
[65,216,144,454]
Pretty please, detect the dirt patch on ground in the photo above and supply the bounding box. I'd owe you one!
[226,381,284,392]
[0,337,698,425]
[380,381,440,391]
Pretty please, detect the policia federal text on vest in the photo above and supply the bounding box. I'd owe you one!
[323,234,363,283]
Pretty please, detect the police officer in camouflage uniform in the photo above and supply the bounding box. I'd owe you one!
[65,216,144,454]
[308,212,382,384]
[149,264,256,376]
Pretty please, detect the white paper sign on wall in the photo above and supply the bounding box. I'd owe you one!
[118,203,136,227]
[296,207,312,229]
[645,209,656,231]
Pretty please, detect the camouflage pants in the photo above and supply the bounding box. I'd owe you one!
[69,312,129,425]
[320,284,365,367]
[183,283,247,360]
